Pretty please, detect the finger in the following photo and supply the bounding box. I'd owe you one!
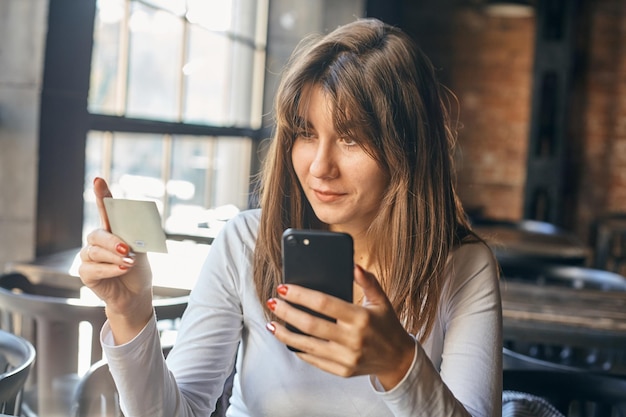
[82,229,135,267]
[80,243,135,267]
[93,177,113,232]
[267,319,339,357]
[270,293,363,350]
[353,264,388,307]
[86,228,133,257]
[297,351,359,378]
[78,261,133,283]
[276,284,355,324]
[266,319,317,352]
[267,320,360,377]
[270,296,336,335]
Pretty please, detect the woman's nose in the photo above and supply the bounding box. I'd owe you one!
[309,140,338,179]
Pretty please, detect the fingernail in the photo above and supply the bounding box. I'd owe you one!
[265,322,276,334]
[122,257,135,265]
[119,265,129,270]
[267,298,277,311]
[277,284,288,296]
[116,243,129,255]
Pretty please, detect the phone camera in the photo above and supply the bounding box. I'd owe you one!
[285,234,298,246]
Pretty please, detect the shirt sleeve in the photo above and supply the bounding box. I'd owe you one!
[101,212,253,417]
[372,243,503,417]
[102,315,184,416]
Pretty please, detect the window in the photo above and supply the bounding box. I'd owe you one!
[83,0,268,241]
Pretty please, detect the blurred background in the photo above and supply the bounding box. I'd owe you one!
[0,0,624,267]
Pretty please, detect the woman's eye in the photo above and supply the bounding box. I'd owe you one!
[340,137,358,146]
[296,129,314,139]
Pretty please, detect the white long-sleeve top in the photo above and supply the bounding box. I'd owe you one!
[102,209,502,417]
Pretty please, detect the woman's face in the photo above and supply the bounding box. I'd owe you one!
[291,85,389,236]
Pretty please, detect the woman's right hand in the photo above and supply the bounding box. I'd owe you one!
[78,177,155,344]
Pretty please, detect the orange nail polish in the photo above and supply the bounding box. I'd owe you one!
[267,298,277,311]
[277,284,288,296]
[116,243,129,255]
[119,265,129,270]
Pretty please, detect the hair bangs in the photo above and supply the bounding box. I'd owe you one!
[313,54,385,166]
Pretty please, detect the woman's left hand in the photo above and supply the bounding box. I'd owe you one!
[266,265,416,390]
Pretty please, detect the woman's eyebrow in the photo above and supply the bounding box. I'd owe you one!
[294,115,313,130]
[336,119,361,135]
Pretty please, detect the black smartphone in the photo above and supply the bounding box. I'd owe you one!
[281,228,354,351]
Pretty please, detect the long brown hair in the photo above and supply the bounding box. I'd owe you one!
[253,18,475,342]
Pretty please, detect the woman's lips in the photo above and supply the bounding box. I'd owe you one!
[312,189,345,203]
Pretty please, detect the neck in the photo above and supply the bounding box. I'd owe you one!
[331,226,370,265]
[346,229,381,305]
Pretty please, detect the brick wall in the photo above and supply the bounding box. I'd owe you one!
[451,10,534,221]
[576,0,626,240]
[402,0,626,247]
[403,2,534,221]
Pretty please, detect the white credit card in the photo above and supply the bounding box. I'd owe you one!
[103,198,168,253]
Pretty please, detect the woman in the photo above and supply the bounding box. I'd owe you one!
[79,18,502,416]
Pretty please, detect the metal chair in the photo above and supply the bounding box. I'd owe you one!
[499,259,626,291]
[70,360,120,417]
[0,272,188,417]
[503,370,626,417]
[504,347,580,372]
[70,360,235,417]
[471,218,591,267]
[0,329,36,415]
[503,348,626,417]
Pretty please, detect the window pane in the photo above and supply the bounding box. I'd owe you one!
[210,136,251,208]
[166,137,210,234]
[186,0,260,40]
[228,40,257,126]
[182,26,230,125]
[110,133,165,208]
[83,131,107,242]
[126,2,183,120]
[231,0,263,42]
[186,0,233,32]
[165,136,251,235]
[142,0,185,16]
[89,0,124,114]
[90,0,267,127]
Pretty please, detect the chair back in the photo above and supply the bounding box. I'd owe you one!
[70,360,121,417]
[472,218,590,266]
[503,369,626,416]
[504,347,580,372]
[503,347,626,417]
[0,329,36,415]
[0,272,188,416]
[70,359,234,417]
[500,260,626,291]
